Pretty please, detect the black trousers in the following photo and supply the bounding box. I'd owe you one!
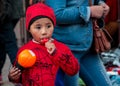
[0,19,19,73]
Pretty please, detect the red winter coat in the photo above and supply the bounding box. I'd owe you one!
[14,39,79,86]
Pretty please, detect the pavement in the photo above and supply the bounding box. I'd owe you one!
[1,56,14,86]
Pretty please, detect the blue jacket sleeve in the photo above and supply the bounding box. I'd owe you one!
[45,0,90,25]
[45,0,105,25]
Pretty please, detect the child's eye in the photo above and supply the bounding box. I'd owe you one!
[36,26,41,29]
[47,25,51,28]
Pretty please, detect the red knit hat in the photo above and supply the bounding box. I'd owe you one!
[26,3,56,30]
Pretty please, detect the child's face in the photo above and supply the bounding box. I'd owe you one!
[29,18,54,43]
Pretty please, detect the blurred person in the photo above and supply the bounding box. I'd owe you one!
[0,0,24,84]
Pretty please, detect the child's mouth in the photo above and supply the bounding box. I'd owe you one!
[41,38,49,44]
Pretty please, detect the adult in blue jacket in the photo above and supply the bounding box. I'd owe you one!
[45,0,112,86]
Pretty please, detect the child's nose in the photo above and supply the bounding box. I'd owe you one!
[41,28,47,35]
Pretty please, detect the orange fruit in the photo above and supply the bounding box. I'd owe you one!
[18,49,36,68]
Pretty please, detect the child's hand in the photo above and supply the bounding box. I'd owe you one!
[45,39,56,55]
[8,66,21,82]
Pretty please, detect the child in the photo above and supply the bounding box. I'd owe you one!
[8,3,79,86]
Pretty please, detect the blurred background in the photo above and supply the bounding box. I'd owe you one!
[0,0,120,86]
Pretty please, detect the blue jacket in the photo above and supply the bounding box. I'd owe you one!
[45,1,105,86]
[45,0,104,51]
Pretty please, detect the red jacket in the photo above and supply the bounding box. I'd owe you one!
[15,39,79,86]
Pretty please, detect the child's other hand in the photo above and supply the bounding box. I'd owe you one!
[45,39,56,55]
[8,66,21,82]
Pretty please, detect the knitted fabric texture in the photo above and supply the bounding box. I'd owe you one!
[26,3,56,30]
[15,40,79,86]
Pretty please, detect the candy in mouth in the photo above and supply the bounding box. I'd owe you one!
[41,38,49,44]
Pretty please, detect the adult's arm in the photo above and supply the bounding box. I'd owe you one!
[45,0,91,25]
